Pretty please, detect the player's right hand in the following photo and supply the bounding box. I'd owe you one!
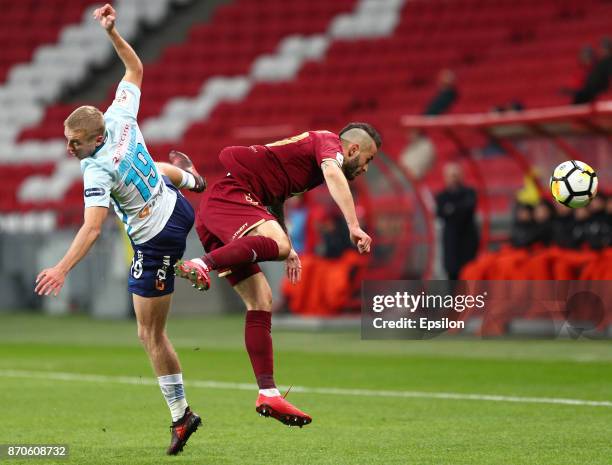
[93,3,116,31]
[35,266,67,297]
[349,225,372,254]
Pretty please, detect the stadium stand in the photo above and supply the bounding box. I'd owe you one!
[0,1,90,84]
[2,0,611,237]
[0,0,188,148]
[0,0,610,331]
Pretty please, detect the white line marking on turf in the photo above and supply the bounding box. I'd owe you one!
[1,369,611,408]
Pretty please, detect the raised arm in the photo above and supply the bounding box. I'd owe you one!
[94,3,143,88]
[321,161,372,253]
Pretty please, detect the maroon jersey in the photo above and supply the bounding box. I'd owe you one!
[218,130,344,205]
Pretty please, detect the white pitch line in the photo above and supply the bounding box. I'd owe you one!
[1,369,611,408]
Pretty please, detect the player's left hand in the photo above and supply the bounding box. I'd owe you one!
[35,267,67,297]
[286,249,302,284]
[93,3,116,31]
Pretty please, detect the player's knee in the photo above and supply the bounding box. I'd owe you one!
[262,288,273,310]
[244,287,273,311]
[137,324,164,347]
[276,236,291,260]
[137,325,149,346]
[247,294,272,311]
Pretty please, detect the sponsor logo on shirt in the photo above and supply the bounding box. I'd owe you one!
[137,189,163,219]
[114,123,131,160]
[84,187,106,197]
[138,206,150,219]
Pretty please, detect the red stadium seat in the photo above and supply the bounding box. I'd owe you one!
[9,0,612,215]
[0,0,90,83]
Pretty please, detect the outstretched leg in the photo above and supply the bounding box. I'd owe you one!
[133,294,202,454]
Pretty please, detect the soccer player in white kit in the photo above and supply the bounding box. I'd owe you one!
[35,4,203,455]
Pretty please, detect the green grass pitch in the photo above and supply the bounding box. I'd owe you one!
[0,313,611,464]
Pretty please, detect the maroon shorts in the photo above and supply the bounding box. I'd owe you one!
[195,175,276,286]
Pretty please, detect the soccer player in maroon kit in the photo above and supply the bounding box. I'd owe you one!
[175,122,381,426]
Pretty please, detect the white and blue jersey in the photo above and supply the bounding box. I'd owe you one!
[81,81,176,245]
[81,81,194,297]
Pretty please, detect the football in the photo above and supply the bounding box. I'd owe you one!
[549,160,598,208]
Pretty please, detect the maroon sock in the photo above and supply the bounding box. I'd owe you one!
[245,310,275,389]
[203,236,279,270]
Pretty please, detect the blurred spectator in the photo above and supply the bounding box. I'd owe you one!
[508,100,525,111]
[585,193,611,249]
[562,45,595,101]
[573,37,612,104]
[571,207,591,246]
[399,129,436,180]
[317,211,353,258]
[480,138,505,158]
[552,202,576,248]
[435,163,479,280]
[424,69,458,115]
[515,167,542,206]
[510,203,535,247]
[400,69,457,181]
[531,201,554,246]
[461,194,611,285]
[606,193,612,240]
[491,100,525,114]
[479,106,507,157]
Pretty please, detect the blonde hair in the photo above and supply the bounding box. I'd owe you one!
[64,105,105,140]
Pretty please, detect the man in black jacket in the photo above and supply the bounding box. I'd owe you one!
[435,163,479,280]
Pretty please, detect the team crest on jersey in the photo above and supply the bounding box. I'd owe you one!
[116,89,129,106]
[336,152,344,166]
[84,187,105,197]
[245,193,259,206]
